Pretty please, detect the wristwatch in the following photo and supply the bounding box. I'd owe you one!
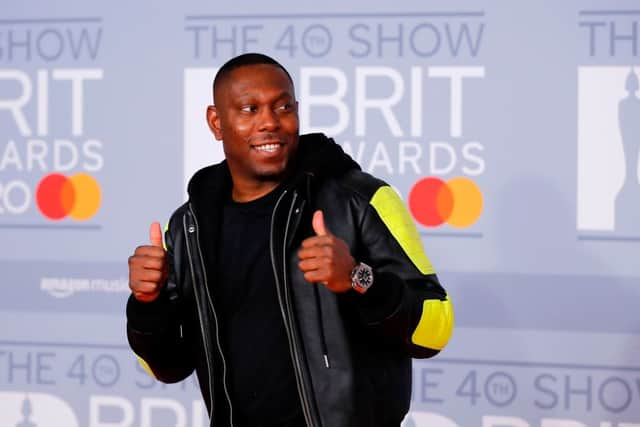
[350,262,374,294]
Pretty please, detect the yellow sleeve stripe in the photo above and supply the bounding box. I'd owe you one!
[411,297,454,350]
[135,355,157,379]
[370,186,435,275]
[163,222,169,251]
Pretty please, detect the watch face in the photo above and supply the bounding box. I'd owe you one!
[357,267,372,287]
[352,263,373,292]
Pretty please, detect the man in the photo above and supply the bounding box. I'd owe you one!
[127,53,453,427]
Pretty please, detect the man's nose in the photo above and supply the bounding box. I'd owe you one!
[258,108,279,132]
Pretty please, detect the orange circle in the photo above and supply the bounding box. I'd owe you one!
[436,183,454,223]
[67,173,101,220]
[446,177,483,228]
[60,178,76,213]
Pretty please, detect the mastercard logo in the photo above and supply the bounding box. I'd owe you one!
[36,173,101,221]
[408,176,483,228]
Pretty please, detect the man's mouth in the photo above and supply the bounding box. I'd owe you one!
[253,143,283,153]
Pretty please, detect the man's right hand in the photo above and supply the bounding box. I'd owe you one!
[128,222,169,302]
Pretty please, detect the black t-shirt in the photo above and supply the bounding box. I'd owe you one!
[216,186,304,427]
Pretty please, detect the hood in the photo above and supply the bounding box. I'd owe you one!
[296,133,361,179]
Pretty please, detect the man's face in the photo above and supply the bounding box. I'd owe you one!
[208,64,299,190]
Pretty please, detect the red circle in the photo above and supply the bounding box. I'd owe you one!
[36,174,74,220]
[408,177,453,227]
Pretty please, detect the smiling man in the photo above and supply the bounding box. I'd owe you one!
[126,53,453,427]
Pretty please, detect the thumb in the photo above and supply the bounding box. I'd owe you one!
[149,222,163,247]
[312,210,329,236]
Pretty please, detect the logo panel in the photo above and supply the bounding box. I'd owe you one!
[0,18,104,227]
[577,67,640,234]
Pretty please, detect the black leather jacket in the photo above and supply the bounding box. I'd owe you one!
[126,133,453,427]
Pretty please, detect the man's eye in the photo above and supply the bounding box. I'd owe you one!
[278,103,292,111]
[240,106,256,113]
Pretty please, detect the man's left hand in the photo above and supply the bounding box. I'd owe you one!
[298,210,356,293]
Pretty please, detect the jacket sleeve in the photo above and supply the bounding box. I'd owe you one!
[126,219,196,383]
[351,185,454,359]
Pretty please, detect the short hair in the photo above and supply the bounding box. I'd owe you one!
[213,53,294,103]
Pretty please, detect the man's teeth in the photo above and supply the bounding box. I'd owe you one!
[255,144,280,152]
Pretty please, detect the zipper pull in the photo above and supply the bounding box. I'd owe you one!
[323,354,330,369]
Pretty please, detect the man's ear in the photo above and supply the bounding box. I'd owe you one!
[206,105,223,140]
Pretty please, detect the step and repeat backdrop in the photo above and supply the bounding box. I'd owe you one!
[1,1,639,426]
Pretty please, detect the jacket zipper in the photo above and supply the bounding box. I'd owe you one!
[270,190,317,427]
[185,206,235,427]
[312,285,330,368]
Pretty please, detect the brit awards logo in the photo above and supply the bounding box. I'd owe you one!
[577,67,640,236]
[577,7,640,237]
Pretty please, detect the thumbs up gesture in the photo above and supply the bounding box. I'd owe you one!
[128,222,169,302]
[298,210,356,293]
